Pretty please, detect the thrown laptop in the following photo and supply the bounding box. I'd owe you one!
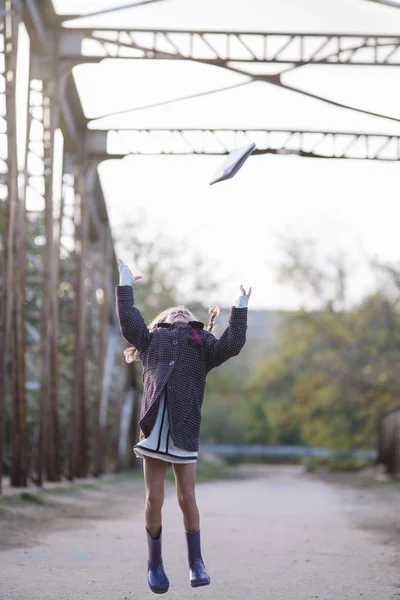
[209,142,256,185]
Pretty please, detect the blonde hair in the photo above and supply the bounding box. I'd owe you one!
[208,304,220,333]
[123,304,220,363]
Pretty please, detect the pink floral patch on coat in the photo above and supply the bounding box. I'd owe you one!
[188,330,204,345]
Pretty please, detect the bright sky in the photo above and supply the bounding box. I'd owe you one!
[52,0,400,309]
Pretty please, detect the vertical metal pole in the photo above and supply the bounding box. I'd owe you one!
[28,73,46,488]
[0,0,8,496]
[50,142,65,474]
[60,164,76,482]
[93,226,109,476]
[10,42,31,488]
[0,0,20,492]
[42,80,57,481]
[72,164,89,478]
[40,36,62,482]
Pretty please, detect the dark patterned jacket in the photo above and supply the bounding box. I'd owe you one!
[115,285,248,452]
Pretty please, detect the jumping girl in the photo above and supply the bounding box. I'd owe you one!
[116,258,250,594]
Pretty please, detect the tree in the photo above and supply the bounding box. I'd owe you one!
[248,237,400,452]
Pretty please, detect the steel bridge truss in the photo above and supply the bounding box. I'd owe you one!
[0,0,134,492]
[89,128,400,161]
[62,28,400,68]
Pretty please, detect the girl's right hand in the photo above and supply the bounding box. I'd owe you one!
[118,258,143,286]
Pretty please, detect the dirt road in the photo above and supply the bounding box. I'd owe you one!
[1,466,399,600]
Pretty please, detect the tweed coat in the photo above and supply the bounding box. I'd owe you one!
[115,285,248,452]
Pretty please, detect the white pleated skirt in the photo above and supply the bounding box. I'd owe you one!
[134,391,198,464]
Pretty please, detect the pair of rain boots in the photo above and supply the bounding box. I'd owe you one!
[146,527,210,594]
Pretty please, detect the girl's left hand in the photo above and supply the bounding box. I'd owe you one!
[240,285,252,300]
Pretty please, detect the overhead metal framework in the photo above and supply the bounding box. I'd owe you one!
[61,28,400,67]
[62,0,171,21]
[0,0,399,493]
[363,0,400,8]
[58,25,400,125]
[88,128,400,161]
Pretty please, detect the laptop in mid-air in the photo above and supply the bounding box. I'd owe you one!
[209,142,256,185]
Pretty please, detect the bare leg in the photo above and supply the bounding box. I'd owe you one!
[143,457,168,539]
[173,462,200,532]
[174,462,210,587]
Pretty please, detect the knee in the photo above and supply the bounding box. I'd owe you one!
[177,491,196,512]
[146,490,164,512]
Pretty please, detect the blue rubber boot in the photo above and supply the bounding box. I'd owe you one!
[185,530,211,588]
[146,527,169,594]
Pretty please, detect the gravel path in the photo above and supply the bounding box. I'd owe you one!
[1,466,399,600]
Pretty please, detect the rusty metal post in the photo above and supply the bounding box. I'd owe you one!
[0,0,21,492]
[42,63,61,481]
[93,226,110,476]
[38,37,71,483]
[10,38,32,488]
[71,163,90,479]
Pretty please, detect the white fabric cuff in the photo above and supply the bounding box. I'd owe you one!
[235,295,248,308]
[119,266,134,287]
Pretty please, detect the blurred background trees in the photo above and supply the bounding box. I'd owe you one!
[201,236,400,464]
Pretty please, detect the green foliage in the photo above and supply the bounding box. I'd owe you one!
[0,491,47,508]
[246,238,400,454]
[19,492,46,504]
[201,363,249,445]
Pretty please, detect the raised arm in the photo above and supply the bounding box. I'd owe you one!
[204,285,250,372]
[115,259,151,354]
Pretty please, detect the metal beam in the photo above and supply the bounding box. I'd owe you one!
[62,1,171,22]
[362,0,400,8]
[88,128,400,161]
[81,159,119,314]
[23,0,48,54]
[62,28,400,67]
[60,74,87,153]
[0,0,24,492]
